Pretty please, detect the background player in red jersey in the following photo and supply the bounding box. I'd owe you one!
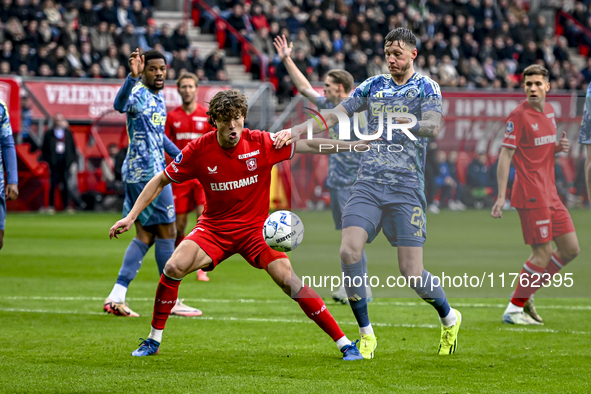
[165,72,214,281]
[110,90,370,360]
[492,65,580,325]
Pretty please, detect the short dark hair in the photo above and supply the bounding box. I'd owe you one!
[206,90,248,126]
[327,70,354,93]
[384,27,417,49]
[522,64,549,81]
[143,49,166,66]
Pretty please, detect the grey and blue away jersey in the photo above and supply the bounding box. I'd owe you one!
[114,75,180,183]
[341,73,442,189]
[0,100,18,196]
[316,97,368,189]
[579,81,591,145]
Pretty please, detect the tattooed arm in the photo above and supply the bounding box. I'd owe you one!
[415,110,441,139]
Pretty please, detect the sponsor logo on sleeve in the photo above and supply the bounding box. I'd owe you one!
[174,152,183,164]
[506,121,514,133]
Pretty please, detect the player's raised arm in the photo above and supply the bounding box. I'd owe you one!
[113,48,144,113]
[491,147,515,218]
[274,35,322,107]
[295,138,370,154]
[109,171,171,239]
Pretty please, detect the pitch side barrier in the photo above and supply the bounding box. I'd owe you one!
[283,92,590,299]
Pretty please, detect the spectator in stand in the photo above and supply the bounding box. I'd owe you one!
[0,61,11,75]
[293,30,313,57]
[5,17,26,48]
[158,24,175,53]
[25,20,46,49]
[215,69,229,81]
[42,0,63,31]
[79,42,99,72]
[37,62,52,76]
[225,4,252,55]
[439,55,459,87]
[304,11,322,37]
[100,45,120,78]
[119,24,140,50]
[55,63,70,77]
[117,43,132,73]
[98,0,118,26]
[87,63,103,78]
[534,15,552,42]
[66,44,85,76]
[319,9,339,35]
[250,4,269,31]
[42,113,79,214]
[91,21,115,56]
[172,49,193,75]
[581,58,591,84]
[60,20,78,49]
[140,22,160,51]
[554,36,570,63]
[117,0,131,28]
[367,55,388,77]
[79,0,98,28]
[189,48,203,71]
[171,24,190,53]
[466,153,494,209]
[203,50,225,81]
[285,6,303,35]
[130,0,150,29]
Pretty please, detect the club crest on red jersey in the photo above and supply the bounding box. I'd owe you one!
[540,226,549,239]
[246,157,257,171]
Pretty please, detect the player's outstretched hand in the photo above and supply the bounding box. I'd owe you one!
[129,47,144,78]
[273,128,298,148]
[558,131,569,152]
[5,184,18,201]
[273,35,293,61]
[109,217,134,239]
[491,199,504,218]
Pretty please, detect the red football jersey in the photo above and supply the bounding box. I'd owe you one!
[502,101,560,209]
[165,104,214,150]
[164,128,295,231]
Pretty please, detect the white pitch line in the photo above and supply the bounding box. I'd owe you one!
[3,296,591,311]
[0,307,589,335]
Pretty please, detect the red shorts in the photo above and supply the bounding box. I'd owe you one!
[184,223,288,271]
[517,202,575,245]
[172,180,205,214]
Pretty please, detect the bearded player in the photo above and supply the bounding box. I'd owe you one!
[110,90,370,360]
[492,64,580,325]
[274,27,462,358]
[165,72,214,282]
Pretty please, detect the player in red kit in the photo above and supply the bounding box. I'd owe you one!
[110,90,369,360]
[165,73,214,281]
[492,65,580,325]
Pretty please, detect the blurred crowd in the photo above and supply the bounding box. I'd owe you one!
[195,0,591,93]
[423,142,584,213]
[0,0,229,81]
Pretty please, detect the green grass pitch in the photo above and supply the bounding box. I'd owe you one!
[1,209,590,393]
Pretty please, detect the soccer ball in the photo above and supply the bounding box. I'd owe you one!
[262,210,305,252]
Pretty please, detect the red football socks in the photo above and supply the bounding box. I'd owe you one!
[511,261,546,307]
[151,273,181,330]
[296,285,345,341]
[542,253,567,284]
